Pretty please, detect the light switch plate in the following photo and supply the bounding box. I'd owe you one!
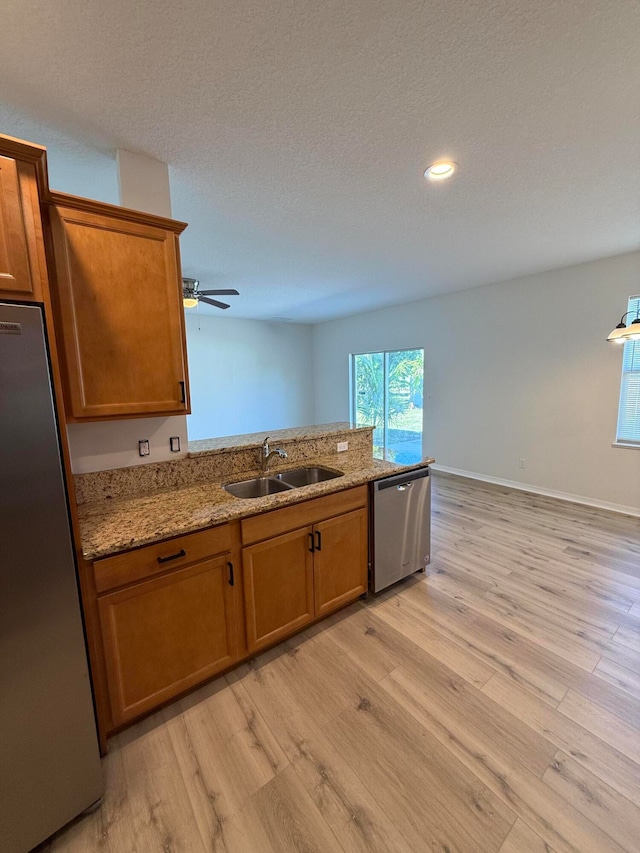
[337,441,349,452]
[170,436,181,453]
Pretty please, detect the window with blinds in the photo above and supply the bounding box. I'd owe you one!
[616,294,640,445]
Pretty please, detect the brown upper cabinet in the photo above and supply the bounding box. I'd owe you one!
[0,138,49,302]
[45,194,190,421]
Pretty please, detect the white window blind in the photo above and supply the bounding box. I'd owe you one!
[616,294,640,445]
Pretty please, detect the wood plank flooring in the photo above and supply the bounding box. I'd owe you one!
[44,473,640,852]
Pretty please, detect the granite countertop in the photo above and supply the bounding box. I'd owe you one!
[188,422,370,456]
[78,453,435,562]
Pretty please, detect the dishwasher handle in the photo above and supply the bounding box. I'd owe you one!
[373,467,429,492]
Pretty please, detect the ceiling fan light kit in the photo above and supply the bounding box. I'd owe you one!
[182,278,239,310]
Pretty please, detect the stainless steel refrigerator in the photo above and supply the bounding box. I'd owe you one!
[0,302,102,853]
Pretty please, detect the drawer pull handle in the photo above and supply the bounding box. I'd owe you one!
[308,532,315,553]
[157,548,186,564]
[227,561,235,586]
[179,381,186,404]
[315,530,322,551]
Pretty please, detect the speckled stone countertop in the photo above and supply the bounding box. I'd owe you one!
[188,422,370,456]
[78,452,435,561]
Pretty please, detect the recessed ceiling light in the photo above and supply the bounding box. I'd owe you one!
[424,161,457,181]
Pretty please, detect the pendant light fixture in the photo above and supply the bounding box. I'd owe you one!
[607,307,640,344]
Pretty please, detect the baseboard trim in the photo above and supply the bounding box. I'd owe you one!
[430,464,640,519]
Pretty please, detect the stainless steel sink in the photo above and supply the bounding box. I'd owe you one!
[275,466,343,487]
[223,476,294,499]
[223,466,343,498]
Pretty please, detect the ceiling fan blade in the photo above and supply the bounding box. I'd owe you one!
[198,289,239,296]
[199,296,231,309]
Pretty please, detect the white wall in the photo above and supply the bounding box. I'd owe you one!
[313,252,640,513]
[186,313,314,439]
[0,104,119,203]
[66,417,189,474]
[117,149,172,217]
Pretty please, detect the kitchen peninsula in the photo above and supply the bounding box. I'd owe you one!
[75,422,434,747]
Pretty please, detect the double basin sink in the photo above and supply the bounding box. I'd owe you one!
[224,466,343,499]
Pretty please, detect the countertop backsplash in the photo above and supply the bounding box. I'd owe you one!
[74,423,375,505]
[73,422,434,560]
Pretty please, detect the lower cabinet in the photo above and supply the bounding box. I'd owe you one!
[243,528,315,652]
[91,486,369,739]
[98,553,237,727]
[242,487,369,653]
[314,507,368,617]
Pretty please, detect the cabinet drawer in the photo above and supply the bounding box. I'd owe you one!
[94,524,231,593]
[241,485,368,545]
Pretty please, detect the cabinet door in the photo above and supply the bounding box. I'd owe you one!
[49,205,189,419]
[314,508,368,617]
[98,556,237,726]
[243,527,314,653]
[0,156,43,299]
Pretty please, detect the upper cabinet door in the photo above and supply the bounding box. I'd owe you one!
[0,155,46,300]
[48,202,190,420]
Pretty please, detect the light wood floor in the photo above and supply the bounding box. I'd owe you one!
[46,473,640,852]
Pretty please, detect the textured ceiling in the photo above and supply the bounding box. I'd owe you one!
[1,0,639,322]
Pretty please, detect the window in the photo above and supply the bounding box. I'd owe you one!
[616,294,640,446]
[351,349,424,463]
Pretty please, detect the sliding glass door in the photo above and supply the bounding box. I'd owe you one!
[351,349,424,463]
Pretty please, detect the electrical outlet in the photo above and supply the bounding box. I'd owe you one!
[519,457,526,469]
[138,439,150,457]
[337,441,349,452]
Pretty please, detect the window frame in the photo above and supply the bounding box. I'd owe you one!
[350,347,424,461]
[614,294,640,449]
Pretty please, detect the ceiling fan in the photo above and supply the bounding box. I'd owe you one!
[182,278,239,310]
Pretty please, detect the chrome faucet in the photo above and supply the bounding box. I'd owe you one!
[261,436,288,472]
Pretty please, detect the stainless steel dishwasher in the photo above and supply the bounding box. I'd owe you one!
[370,467,431,592]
